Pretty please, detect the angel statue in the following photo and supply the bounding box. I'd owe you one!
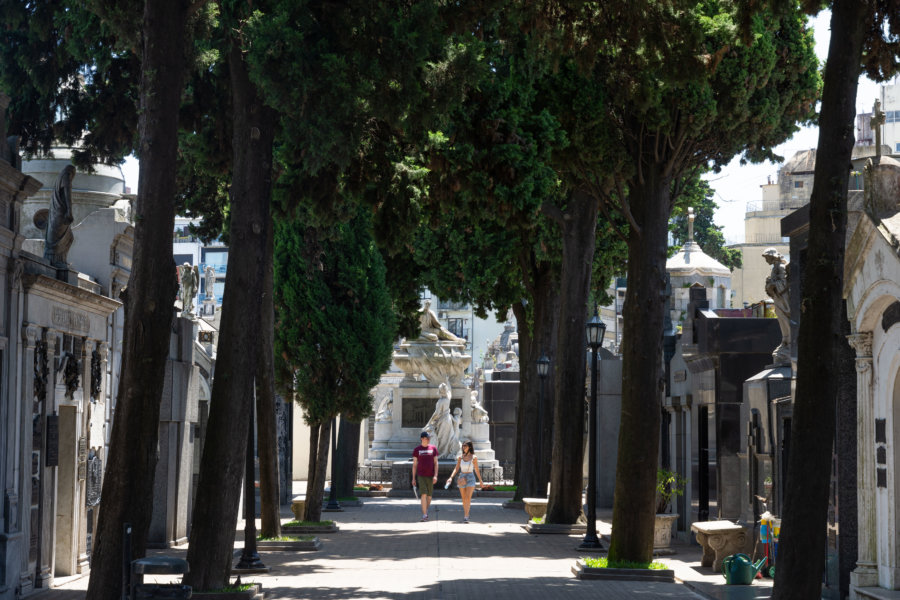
[178,263,200,317]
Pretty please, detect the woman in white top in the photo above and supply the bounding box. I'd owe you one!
[446,441,484,522]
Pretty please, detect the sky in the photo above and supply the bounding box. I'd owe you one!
[708,11,887,244]
[121,11,890,244]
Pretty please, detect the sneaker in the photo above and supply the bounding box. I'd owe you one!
[463,516,469,523]
[420,514,428,522]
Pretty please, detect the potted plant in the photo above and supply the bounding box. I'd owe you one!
[654,468,687,550]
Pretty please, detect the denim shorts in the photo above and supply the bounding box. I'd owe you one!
[457,472,476,488]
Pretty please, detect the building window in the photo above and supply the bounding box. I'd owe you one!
[793,181,803,189]
[896,142,900,153]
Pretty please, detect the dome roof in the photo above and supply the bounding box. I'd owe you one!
[666,240,731,277]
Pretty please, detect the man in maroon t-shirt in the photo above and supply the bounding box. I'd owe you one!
[412,432,439,521]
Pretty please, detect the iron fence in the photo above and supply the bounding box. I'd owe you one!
[356,464,393,486]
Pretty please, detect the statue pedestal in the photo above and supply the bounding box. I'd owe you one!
[366,337,501,483]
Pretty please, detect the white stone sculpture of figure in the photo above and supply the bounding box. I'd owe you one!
[450,407,462,448]
[42,165,76,267]
[470,390,489,423]
[424,382,461,459]
[178,263,200,317]
[763,247,791,365]
[204,265,216,299]
[375,390,393,422]
[417,300,464,343]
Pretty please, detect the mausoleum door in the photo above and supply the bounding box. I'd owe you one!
[53,404,78,576]
[889,365,900,588]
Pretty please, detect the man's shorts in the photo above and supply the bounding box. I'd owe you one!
[416,475,434,496]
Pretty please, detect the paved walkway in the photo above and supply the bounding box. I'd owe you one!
[34,495,774,600]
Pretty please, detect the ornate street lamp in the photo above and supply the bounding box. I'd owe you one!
[580,310,606,550]
[537,352,550,494]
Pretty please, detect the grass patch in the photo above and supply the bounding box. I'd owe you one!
[194,584,255,594]
[581,556,668,570]
[530,517,544,524]
[258,534,314,542]
[353,486,368,490]
[491,485,516,491]
[282,520,334,527]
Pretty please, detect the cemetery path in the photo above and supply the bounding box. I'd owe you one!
[33,495,772,600]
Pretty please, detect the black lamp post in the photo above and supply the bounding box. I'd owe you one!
[325,416,342,511]
[579,310,606,550]
[536,351,550,495]
[235,410,266,570]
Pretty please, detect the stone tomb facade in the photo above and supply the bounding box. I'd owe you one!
[843,157,900,597]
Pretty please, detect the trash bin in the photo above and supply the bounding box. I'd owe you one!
[131,557,191,600]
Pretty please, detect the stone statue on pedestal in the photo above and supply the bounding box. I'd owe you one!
[424,382,461,459]
[34,165,76,267]
[470,390,489,423]
[375,390,393,422]
[204,265,216,299]
[178,263,200,317]
[417,300,464,343]
[763,247,791,366]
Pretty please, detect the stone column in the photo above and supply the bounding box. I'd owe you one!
[75,340,92,574]
[37,329,60,588]
[848,331,877,592]
[16,325,40,595]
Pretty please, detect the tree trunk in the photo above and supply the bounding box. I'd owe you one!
[607,166,671,563]
[334,419,361,498]
[546,189,598,523]
[305,420,332,522]
[772,2,866,597]
[256,213,281,538]
[184,40,275,590]
[513,261,558,500]
[86,2,188,598]
[303,422,320,521]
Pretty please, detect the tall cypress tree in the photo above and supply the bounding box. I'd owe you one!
[274,209,396,521]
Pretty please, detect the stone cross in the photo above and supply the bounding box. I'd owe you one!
[871,99,885,159]
[687,207,695,243]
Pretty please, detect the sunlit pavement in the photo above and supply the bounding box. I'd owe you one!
[36,491,775,600]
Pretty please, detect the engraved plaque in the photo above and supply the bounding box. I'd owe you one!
[86,454,101,506]
[29,508,39,563]
[876,419,887,444]
[878,467,887,488]
[402,397,462,429]
[878,446,887,465]
[45,416,58,467]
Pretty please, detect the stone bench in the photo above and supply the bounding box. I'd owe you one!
[522,498,548,520]
[691,520,748,572]
[291,497,306,521]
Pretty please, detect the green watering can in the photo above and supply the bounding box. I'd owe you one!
[722,553,766,585]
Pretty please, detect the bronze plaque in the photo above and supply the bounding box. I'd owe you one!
[45,416,58,467]
[401,397,462,429]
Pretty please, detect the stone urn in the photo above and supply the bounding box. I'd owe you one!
[653,513,678,549]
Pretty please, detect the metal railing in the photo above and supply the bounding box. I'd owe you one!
[745,199,808,213]
[356,464,392,486]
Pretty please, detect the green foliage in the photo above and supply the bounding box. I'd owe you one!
[282,520,334,527]
[0,0,140,167]
[582,557,668,570]
[656,468,688,514]
[669,173,742,271]
[274,208,396,426]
